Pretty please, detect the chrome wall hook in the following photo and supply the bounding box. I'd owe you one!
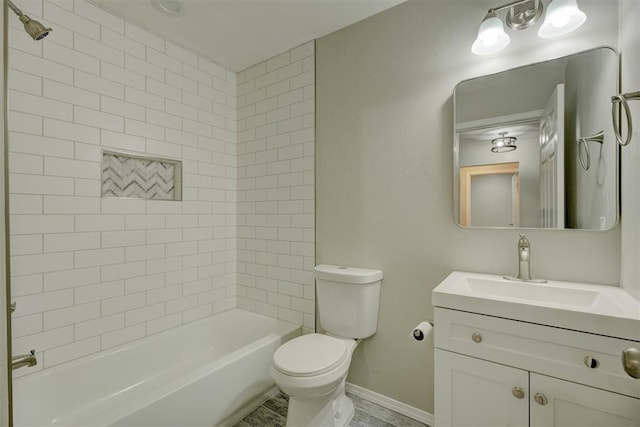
[577,130,604,170]
[611,91,640,147]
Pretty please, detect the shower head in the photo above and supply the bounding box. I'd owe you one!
[8,0,52,41]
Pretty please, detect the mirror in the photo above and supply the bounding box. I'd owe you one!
[454,47,618,230]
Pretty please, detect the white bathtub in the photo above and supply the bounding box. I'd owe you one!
[13,309,300,426]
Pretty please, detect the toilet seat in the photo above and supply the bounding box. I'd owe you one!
[273,334,348,377]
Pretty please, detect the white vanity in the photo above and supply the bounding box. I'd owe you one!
[433,271,640,427]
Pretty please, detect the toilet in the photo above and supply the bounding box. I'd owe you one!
[270,264,383,427]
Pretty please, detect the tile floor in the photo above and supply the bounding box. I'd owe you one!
[234,391,431,427]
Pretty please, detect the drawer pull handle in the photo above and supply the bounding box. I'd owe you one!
[622,347,640,379]
[471,333,482,343]
[512,387,525,399]
[534,393,548,406]
[584,356,599,369]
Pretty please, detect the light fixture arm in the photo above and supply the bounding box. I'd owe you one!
[488,0,535,15]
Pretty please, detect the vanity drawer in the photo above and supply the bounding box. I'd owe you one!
[434,307,640,398]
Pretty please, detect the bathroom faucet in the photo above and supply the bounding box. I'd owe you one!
[12,350,37,370]
[504,234,547,283]
[517,234,531,280]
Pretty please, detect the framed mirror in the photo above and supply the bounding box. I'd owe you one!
[454,47,618,230]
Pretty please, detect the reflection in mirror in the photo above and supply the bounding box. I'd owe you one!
[454,47,618,230]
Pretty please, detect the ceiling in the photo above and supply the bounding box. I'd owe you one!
[90,0,406,72]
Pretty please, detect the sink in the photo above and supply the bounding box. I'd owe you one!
[433,271,640,340]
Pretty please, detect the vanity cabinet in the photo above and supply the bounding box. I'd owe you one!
[434,307,640,427]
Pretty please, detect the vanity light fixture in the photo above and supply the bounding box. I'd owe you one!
[491,132,517,153]
[472,0,586,55]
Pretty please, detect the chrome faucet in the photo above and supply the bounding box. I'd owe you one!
[12,350,37,370]
[504,234,547,283]
[517,234,531,280]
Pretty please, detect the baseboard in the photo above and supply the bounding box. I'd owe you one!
[218,385,280,427]
[346,382,434,426]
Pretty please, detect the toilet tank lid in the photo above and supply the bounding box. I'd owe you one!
[314,264,383,284]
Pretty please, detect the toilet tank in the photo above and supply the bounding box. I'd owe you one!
[314,264,383,339]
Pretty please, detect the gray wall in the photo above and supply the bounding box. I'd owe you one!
[316,0,620,413]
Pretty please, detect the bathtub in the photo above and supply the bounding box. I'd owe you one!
[13,309,300,426]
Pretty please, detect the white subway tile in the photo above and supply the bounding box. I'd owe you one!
[75,280,123,304]
[12,313,43,338]
[44,195,100,214]
[101,323,145,349]
[125,273,164,294]
[11,214,72,235]
[75,314,124,340]
[75,71,124,99]
[12,325,73,355]
[44,42,99,74]
[146,313,181,335]
[74,106,123,132]
[75,247,124,268]
[101,198,146,214]
[124,23,164,51]
[44,337,100,368]
[165,70,197,93]
[101,230,146,248]
[43,79,99,109]
[100,129,146,153]
[101,261,145,282]
[101,28,144,59]
[45,157,99,179]
[183,64,212,86]
[124,118,164,140]
[146,284,181,305]
[146,201,182,215]
[44,2,100,39]
[101,62,144,89]
[100,97,145,121]
[166,42,197,67]
[74,0,124,33]
[75,142,102,162]
[8,26,42,57]
[75,215,124,232]
[75,179,101,197]
[101,292,145,316]
[147,256,181,274]
[11,235,42,256]
[125,215,164,230]
[166,100,197,120]
[9,49,73,85]
[198,84,226,104]
[9,90,72,121]
[183,119,211,137]
[125,303,164,326]
[125,54,164,82]
[44,302,99,330]
[9,132,74,159]
[146,110,181,130]
[147,48,181,73]
[44,232,100,253]
[277,62,303,81]
[166,295,197,314]
[125,244,165,262]
[146,79,181,102]
[13,289,73,316]
[146,228,182,244]
[43,266,100,291]
[198,57,226,80]
[183,304,212,323]
[11,274,44,297]
[125,87,164,111]
[290,42,314,62]
[266,52,290,72]
[8,69,42,96]
[10,174,74,196]
[9,152,43,174]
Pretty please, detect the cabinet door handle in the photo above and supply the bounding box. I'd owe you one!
[471,333,482,343]
[534,393,548,406]
[512,387,525,399]
[584,356,599,369]
[622,347,640,378]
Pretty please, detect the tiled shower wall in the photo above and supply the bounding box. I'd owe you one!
[236,42,316,334]
[8,0,238,371]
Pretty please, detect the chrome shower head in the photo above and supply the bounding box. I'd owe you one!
[8,0,52,41]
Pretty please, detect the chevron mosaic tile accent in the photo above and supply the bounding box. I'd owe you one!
[102,152,181,200]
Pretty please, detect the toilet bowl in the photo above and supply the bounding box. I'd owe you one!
[270,334,359,427]
[270,265,383,427]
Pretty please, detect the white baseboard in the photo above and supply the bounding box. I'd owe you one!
[346,382,434,426]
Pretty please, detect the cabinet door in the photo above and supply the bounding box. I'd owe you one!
[530,373,640,427]
[435,349,528,427]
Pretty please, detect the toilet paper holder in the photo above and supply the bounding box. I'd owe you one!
[411,320,434,341]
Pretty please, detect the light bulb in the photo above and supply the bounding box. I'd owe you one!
[538,0,586,39]
[472,13,511,55]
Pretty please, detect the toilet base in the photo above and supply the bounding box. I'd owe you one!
[285,380,354,427]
